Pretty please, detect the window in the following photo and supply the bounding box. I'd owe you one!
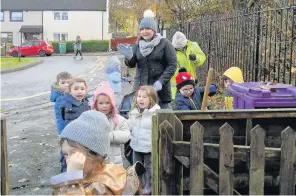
[54,12,60,20]
[54,11,68,20]
[33,41,41,46]
[10,11,23,21]
[1,11,4,21]
[21,42,34,47]
[1,32,13,43]
[62,12,68,20]
[53,33,68,41]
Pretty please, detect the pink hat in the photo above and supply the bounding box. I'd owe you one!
[90,81,119,126]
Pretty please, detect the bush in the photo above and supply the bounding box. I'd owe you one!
[50,40,109,53]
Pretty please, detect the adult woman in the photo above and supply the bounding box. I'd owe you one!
[117,10,177,109]
[74,35,83,60]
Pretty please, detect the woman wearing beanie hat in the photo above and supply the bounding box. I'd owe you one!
[51,110,142,195]
[117,10,177,109]
[171,31,206,100]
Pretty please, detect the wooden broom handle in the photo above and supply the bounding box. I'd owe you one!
[201,68,214,111]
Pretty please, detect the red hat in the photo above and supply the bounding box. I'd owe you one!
[176,69,195,90]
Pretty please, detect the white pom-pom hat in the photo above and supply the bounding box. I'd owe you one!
[139,9,157,32]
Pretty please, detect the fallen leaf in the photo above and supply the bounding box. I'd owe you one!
[10,136,20,140]
[8,164,14,167]
[18,178,28,183]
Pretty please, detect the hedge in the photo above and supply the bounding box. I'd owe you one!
[51,40,109,53]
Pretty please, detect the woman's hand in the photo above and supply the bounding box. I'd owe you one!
[117,44,133,60]
[67,152,86,172]
[153,80,163,91]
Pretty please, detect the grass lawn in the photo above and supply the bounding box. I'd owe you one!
[0,57,39,69]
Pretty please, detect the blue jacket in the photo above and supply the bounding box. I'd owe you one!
[50,84,66,135]
[60,94,90,125]
[106,71,122,93]
[175,85,216,110]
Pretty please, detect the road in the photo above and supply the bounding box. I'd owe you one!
[1,56,106,112]
[1,55,132,195]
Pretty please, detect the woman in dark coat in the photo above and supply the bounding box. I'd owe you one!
[117,10,177,109]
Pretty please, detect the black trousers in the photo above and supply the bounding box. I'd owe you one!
[75,50,82,56]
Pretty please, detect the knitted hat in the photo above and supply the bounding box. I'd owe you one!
[139,10,157,32]
[105,56,120,74]
[60,110,110,158]
[172,31,188,49]
[90,81,119,126]
[176,68,195,90]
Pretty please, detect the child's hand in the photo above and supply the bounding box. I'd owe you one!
[67,152,86,172]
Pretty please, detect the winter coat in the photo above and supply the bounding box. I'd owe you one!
[50,83,66,134]
[74,40,82,51]
[109,115,131,166]
[175,85,216,110]
[171,40,206,99]
[128,104,160,153]
[60,94,90,125]
[52,164,142,195]
[125,38,177,103]
[106,71,122,93]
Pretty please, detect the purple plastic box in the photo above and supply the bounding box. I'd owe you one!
[228,82,296,109]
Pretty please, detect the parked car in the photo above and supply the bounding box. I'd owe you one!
[8,40,54,57]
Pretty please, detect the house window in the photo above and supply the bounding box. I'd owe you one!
[1,32,13,44]
[54,11,68,20]
[10,11,23,21]
[53,33,68,41]
[54,12,60,20]
[1,12,4,21]
[62,12,68,20]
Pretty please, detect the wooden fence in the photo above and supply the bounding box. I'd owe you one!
[1,118,10,195]
[152,109,296,195]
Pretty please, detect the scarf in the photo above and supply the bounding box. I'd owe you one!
[139,33,163,57]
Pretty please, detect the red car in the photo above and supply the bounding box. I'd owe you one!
[9,40,54,57]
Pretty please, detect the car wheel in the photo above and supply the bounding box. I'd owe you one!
[46,54,52,56]
[12,51,18,57]
[39,50,46,57]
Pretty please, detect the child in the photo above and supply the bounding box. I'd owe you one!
[60,77,90,126]
[50,71,72,173]
[129,85,160,195]
[50,71,72,135]
[223,67,244,110]
[174,68,216,110]
[104,56,122,106]
[51,111,142,195]
[90,81,130,166]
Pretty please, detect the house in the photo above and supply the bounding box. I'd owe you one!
[1,0,109,46]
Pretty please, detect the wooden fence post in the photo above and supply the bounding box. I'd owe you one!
[190,121,204,195]
[219,123,234,195]
[152,115,159,195]
[1,118,10,195]
[279,127,296,195]
[249,125,266,195]
[174,116,183,195]
[159,121,175,195]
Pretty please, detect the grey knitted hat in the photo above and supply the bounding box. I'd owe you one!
[139,10,157,32]
[60,110,110,158]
